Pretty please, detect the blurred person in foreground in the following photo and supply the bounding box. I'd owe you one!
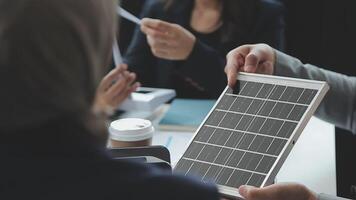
[125,0,285,99]
[0,0,219,199]
[224,43,355,200]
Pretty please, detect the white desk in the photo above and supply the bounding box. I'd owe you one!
[276,117,336,195]
[152,117,336,195]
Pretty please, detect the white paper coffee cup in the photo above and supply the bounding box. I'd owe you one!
[109,118,154,148]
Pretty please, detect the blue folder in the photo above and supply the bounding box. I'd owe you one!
[159,99,216,131]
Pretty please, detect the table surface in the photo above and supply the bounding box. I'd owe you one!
[152,116,336,195]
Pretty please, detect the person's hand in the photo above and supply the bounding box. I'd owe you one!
[239,183,317,200]
[141,18,196,60]
[93,64,140,116]
[225,44,276,88]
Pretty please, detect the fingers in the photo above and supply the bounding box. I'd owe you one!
[239,183,316,200]
[106,71,135,97]
[141,18,177,48]
[143,24,176,58]
[243,44,275,74]
[239,185,255,200]
[112,82,140,106]
[225,46,250,88]
[239,185,269,200]
[106,71,138,104]
[142,18,175,33]
[141,25,172,42]
[225,53,240,88]
[94,66,139,115]
[225,44,276,88]
[150,48,169,59]
[146,35,176,59]
[147,35,172,51]
[243,48,264,73]
[98,64,127,91]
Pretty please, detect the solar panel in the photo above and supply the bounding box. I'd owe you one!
[174,73,329,198]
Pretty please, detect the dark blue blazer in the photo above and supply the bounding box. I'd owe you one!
[0,117,219,200]
[124,0,285,99]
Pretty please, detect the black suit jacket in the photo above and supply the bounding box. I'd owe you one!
[124,0,285,99]
[0,117,218,200]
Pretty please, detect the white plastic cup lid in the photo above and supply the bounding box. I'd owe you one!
[109,118,154,142]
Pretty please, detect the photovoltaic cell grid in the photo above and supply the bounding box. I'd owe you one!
[175,78,322,190]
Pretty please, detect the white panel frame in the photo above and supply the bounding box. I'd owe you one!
[174,72,329,198]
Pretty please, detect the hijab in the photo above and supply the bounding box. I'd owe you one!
[0,0,116,136]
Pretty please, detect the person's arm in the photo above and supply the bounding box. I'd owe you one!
[225,44,356,135]
[140,17,227,98]
[274,50,356,135]
[225,44,355,200]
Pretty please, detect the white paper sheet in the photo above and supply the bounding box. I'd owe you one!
[117,6,141,25]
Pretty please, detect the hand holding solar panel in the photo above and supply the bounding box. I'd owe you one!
[174,73,329,199]
[225,44,275,88]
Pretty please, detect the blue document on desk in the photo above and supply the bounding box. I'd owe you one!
[159,99,216,132]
